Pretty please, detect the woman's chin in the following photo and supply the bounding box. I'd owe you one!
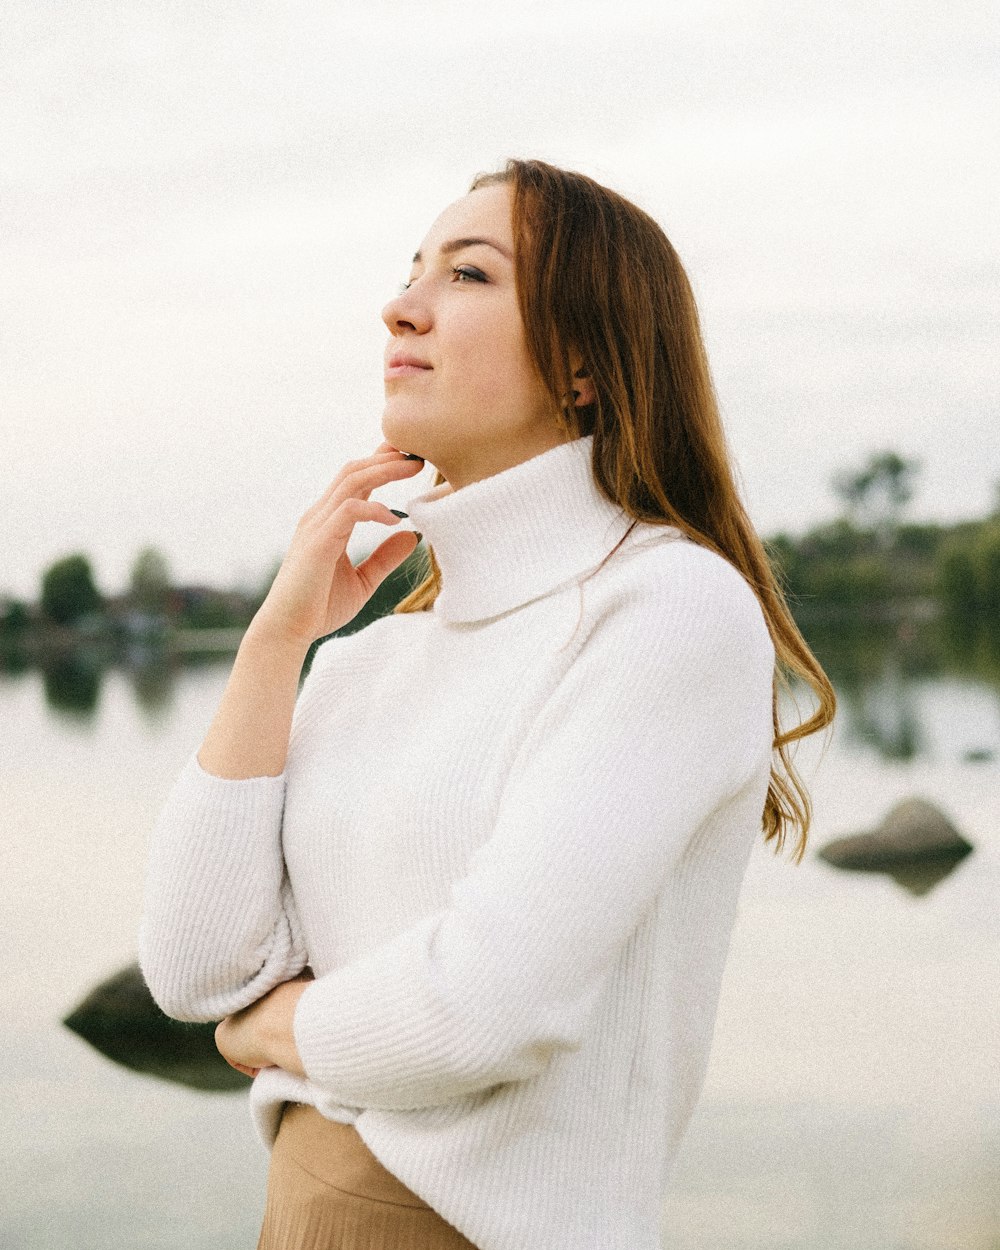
[381,406,429,452]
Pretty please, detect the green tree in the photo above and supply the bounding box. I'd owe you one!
[0,599,30,636]
[832,450,921,547]
[40,554,103,626]
[935,520,1000,623]
[972,521,1000,615]
[936,543,978,618]
[129,546,172,614]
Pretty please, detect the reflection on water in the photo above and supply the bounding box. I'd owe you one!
[841,651,922,760]
[122,651,179,718]
[878,852,974,897]
[819,841,975,897]
[7,616,999,764]
[42,651,103,718]
[1,636,240,719]
[801,615,1000,762]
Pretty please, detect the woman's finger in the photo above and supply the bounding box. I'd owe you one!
[309,453,424,521]
[351,530,422,596]
[300,488,419,557]
[308,438,424,511]
[250,441,426,645]
[299,454,398,519]
[223,1059,261,1078]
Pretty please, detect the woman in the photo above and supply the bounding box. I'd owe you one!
[139,158,835,1250]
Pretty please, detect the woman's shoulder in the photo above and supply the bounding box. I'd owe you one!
[601,523,774,656]
[615,522,762,604]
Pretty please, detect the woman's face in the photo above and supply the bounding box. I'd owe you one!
[381,182,565,490]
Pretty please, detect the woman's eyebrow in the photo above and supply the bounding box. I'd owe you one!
[411,236,513,263]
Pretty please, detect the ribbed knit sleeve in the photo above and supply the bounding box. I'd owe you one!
[137,644,339,1022]
[138,754,306,1022]
[292,557,775,1110]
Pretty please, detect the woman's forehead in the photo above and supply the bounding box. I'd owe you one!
[416,183,514,259]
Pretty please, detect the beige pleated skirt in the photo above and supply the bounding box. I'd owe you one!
[256,1103,480,1249]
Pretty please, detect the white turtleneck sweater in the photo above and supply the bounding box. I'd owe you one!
[139,434,775,1250]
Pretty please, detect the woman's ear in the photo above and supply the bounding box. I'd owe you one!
[567,351,596,407]
[570,366,596,408]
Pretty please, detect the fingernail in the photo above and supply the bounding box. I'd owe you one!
[390,509,408,519]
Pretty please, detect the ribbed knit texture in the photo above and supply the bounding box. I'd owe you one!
[139,434,776,1250]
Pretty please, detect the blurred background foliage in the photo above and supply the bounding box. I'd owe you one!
[2,449,997,697]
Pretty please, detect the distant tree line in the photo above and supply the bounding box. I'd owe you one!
[0,546,268,643]
[2,451,996,651]
[767,451,999,626]
[0,542,429,656]
[935,521,1000,621]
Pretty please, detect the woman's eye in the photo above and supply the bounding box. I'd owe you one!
[452,265,487,283]
[397,266,485,294]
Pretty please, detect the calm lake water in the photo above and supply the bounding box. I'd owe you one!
[2,624,998,1249]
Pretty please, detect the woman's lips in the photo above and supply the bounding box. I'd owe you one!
[385,363,433,379]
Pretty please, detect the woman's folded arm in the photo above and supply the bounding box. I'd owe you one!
[138,753,308,1022]
[136,634,341,1021]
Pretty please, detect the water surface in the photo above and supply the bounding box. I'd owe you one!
[2,630,998,1248]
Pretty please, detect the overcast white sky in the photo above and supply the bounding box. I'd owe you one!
[2,0,997,599]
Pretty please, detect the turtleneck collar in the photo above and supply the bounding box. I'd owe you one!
[406,435,655,624]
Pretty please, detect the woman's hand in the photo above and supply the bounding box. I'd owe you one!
[195,445,423,780]
[250,440,425,648]
[215,971,315,1079]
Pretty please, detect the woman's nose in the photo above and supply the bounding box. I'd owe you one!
[381,288,430,335]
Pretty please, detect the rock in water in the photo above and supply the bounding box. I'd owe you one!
[817,798,974,894]
[63,962,249,1091]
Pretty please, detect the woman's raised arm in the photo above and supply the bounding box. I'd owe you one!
[197,442,424,780]
[138,442,424,1020]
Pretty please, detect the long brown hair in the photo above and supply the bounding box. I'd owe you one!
[394,158,835,863]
